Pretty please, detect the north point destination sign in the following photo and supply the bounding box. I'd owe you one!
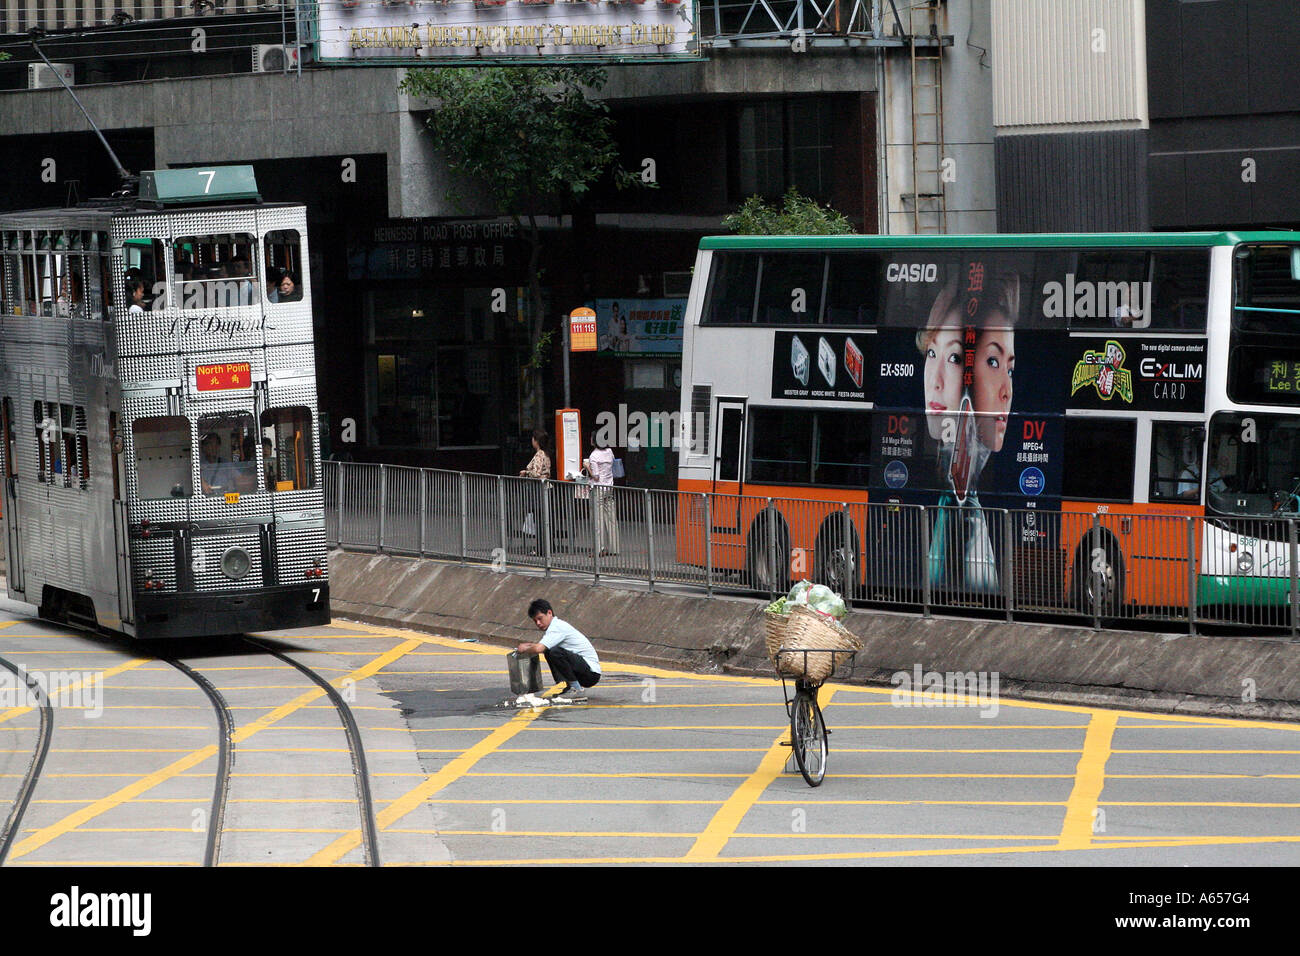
[317,0,699,63]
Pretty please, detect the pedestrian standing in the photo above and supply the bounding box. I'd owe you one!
[584,432,619,556]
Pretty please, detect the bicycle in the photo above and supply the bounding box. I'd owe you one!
[776,647,856,787]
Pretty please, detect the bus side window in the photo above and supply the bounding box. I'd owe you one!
[1150,422,1203,502]
[1062,417,1136,502]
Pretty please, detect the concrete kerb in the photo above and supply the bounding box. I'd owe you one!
[329,550,1300,722]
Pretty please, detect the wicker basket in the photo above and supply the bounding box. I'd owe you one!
[764,604,863,683]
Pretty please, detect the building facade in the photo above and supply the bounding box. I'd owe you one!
[0,0,997,484]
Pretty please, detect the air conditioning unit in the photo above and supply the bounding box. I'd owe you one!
[251,45,299,74]
[663,271,692,297]
[28,63,74,90]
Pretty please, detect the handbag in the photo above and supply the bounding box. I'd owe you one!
[612,458,625,479]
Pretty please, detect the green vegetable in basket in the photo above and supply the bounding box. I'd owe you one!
[766,597,788,615]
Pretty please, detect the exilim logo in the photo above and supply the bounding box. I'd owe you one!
[0,669,102,717]
[889,664,1000,718]
[49,886,151,936]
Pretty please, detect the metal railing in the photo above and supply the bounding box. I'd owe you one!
[324,461,1300,638]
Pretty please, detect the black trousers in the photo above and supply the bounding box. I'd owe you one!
[543,645,602,689]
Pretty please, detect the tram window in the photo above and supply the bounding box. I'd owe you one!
[260,406,315,491]
[0,253,16,314]
[196,412,257,496]
[33,401,61,485]
[264,230,304,304]
[132,416,193,500]
[1150,422,1204,502]
[121,239,167,308]
[174,234,257,310]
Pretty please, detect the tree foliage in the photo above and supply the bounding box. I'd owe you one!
[400,65,632,214]
[722,187,856,235]
[399,66,636,426]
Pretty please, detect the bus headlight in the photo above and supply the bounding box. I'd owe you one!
[221,547,252,581]
[1237,551,1254,574]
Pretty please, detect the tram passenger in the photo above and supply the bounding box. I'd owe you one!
[263,437,279,490]
[200,431,240,494]
[127,278,147,314]
[274,271,302,303]
[233,434,258,492]
[515,598,601,703]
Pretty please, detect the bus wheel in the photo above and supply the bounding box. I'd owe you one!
[746,515,790,595]
[1074,540,1125,619]
[814,521,860,599]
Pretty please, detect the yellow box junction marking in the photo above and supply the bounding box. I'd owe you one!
[5,639,423,862]
[685,685,838,861]
[304,706,542,865]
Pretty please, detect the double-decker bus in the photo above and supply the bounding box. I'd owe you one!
[675,232,1300,627]
[0,166,329,638]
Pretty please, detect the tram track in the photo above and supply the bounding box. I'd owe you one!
[1,610,381,866]
[155,653,234,868]
[241,637,382,867]
[0,654,52,865]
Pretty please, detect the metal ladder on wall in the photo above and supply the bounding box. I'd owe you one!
[908,0,947,234]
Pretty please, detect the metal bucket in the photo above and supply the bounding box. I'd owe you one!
[507,651,542,695]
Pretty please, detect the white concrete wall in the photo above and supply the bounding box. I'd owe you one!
[880,0,997,235]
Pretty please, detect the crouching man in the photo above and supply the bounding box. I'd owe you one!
[518,598,602,702]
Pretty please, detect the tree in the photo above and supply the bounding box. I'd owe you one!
[399,65,638,427]
[722,187,856,235]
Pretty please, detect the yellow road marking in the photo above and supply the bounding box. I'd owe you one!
[0,658,152,725]
[343,620,1300,731]
[1057,710,1118,850]
[396,833,1300,865]
[395,830,1063,841]
[685,686,837,861]
[303,706,542,865]
[5,639,422,862]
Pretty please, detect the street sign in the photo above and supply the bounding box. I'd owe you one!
[569,307,597,352]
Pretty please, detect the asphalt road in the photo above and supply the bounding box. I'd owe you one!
[0,599,1297,867]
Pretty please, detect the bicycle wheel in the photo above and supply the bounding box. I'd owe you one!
[790,687,828,787]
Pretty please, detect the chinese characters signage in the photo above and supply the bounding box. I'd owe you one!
[317,0,699,63]
[194,362,253,393]
[570,308,597,351]
[595,298,684,354]
[346,220,522,280]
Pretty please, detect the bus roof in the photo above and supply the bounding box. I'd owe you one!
[698,232,1300,250]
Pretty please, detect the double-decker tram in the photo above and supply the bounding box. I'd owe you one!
[674,231,1300,628]
[0,166,329,637]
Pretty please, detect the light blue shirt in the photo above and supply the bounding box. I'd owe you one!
[539,617,601,674]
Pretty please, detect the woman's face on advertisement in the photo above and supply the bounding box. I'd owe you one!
[973,324,1015,451]
[922,326,964,439]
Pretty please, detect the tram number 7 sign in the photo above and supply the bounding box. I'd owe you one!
[194,362,253,393]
